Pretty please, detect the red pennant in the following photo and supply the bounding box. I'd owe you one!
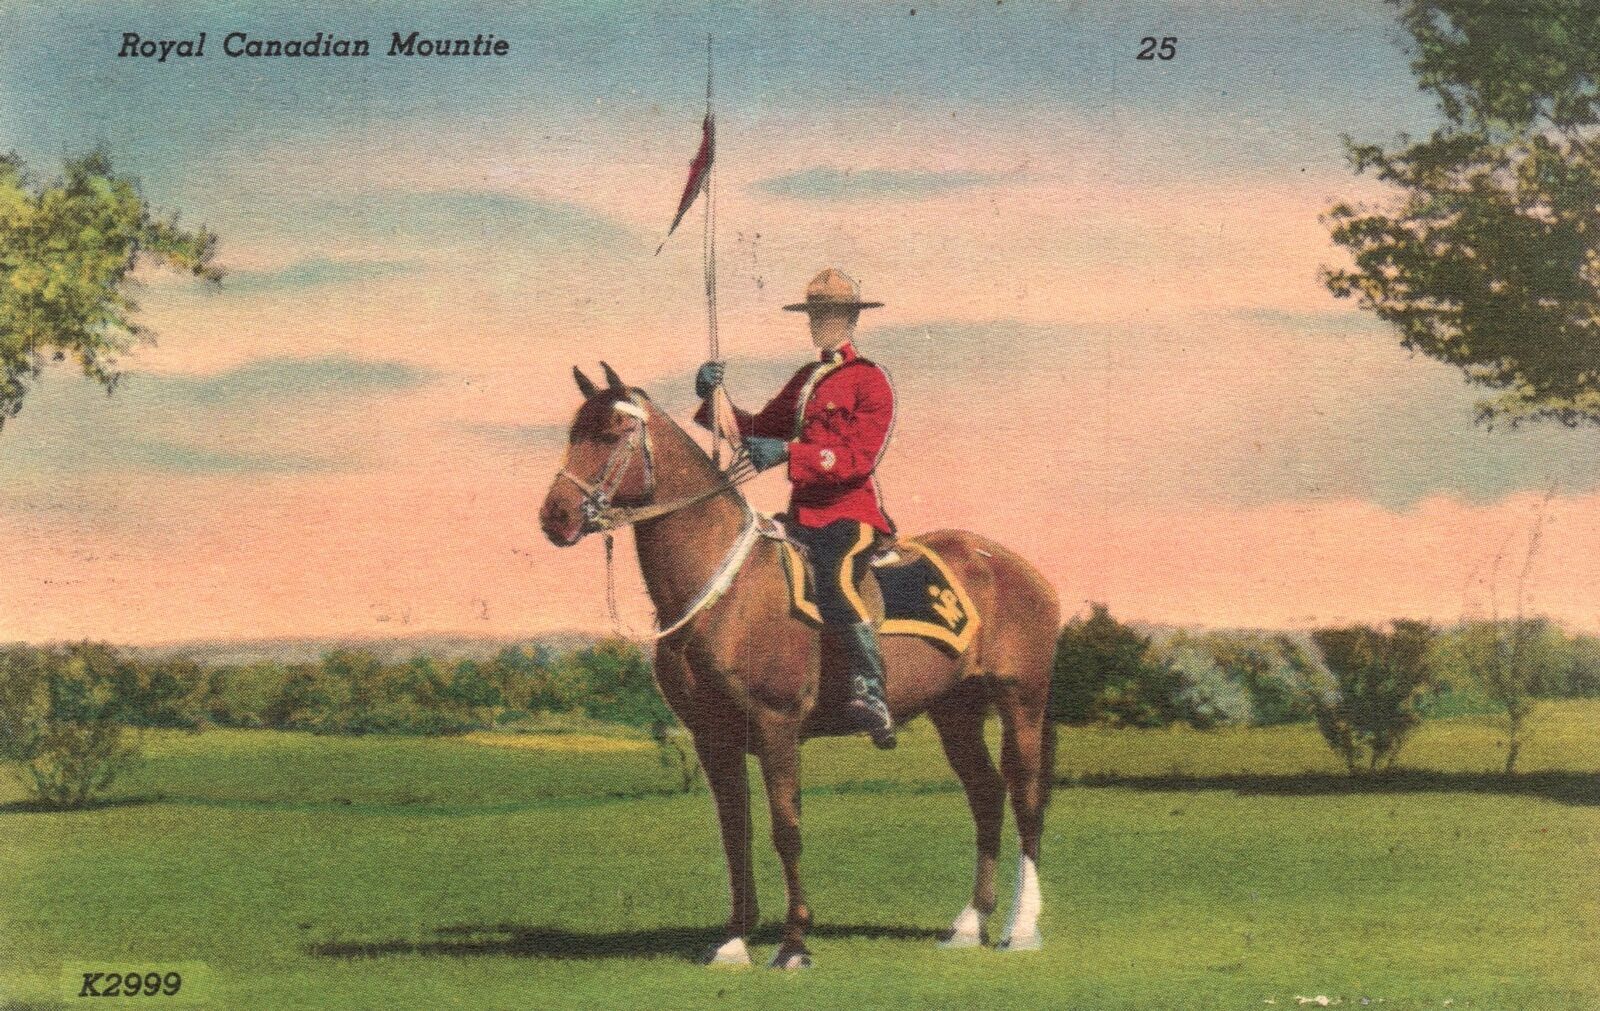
[656,114,714,255]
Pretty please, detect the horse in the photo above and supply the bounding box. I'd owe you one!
[539,362,1061,969]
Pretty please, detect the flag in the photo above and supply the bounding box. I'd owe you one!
[656,113,714,255]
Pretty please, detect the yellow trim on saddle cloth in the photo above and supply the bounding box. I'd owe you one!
[778,538,981,654]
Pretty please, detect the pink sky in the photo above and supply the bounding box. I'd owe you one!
[4,14,1597,645]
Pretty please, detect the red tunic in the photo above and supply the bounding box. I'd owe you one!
[695,342,895,533]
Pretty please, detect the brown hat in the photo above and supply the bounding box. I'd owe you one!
[782,267,885,312]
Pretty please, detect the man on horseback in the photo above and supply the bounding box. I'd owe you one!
[693,267,897,749]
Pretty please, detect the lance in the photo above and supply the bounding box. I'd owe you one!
[657,36,740,469]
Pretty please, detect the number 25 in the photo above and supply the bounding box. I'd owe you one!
[1137,36,1176,61]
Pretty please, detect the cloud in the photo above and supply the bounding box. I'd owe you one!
[298,189,637,253]
[752,167,1009,201]
[0,355,433,482]
[115,440,340,476]
[660,316,1597,514]
[147,355,433,408]
[220,257,416,295]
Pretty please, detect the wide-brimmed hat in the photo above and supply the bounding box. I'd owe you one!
[783,267,885,312]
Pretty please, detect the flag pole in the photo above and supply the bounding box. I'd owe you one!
[704,35,723,468]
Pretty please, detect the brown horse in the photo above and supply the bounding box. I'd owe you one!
[539,363,1061,969]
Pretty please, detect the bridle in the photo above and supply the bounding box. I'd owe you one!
[555,396,658,535]
[554,394,762,639]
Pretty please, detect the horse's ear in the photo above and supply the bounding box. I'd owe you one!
[573,367,598,399]
[600,361,626,393]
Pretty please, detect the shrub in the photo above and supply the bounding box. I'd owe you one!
[1310,621,1435,774]
[0,644,140,809]
[489,644,556,710]
[1431,618,1570,773]
[1163,644,1252,729]
[205,662,286,728]
[576,639,672,727]
[1051,604,1183,728]
[1208,631,1321,726]
[115,655,209,728]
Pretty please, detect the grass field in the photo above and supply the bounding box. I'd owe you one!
[3,703,1598,1009]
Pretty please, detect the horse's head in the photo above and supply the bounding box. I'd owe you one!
[540,362,657,546]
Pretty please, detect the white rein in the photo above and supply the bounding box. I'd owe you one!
[561,395,761,641]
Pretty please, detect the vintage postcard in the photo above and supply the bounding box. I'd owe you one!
[2,2,1596,1008]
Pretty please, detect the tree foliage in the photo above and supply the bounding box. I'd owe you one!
[0,643,141,809]
[1324,2,1600,426]
[1311,621,1436,773]
[0,151,220,430]
[1051,604,1183,728]
[1431,618,1570,772]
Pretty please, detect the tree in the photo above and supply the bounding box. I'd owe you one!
[1050,604,1183,728]
[1324,2,1600,427]
[1431,618,1570,772]
[1311,621,1436,774]
[0,643,141,809]
[0,151,220,430]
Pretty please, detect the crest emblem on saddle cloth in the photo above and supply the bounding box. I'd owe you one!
[778,538,981,655]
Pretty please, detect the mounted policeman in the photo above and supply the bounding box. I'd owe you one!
[693,267,898,749]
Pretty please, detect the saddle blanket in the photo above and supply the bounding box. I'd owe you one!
[778,538,980,653]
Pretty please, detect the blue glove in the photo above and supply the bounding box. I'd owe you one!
[694,361,725,399]
[746,437,790,473]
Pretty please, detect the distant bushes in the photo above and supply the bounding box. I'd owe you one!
[1050,604,1184,728]
[1052,606,1322,732]
[1051,604,1600,775]
[0,638,669,746]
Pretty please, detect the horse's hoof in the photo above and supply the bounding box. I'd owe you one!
[997,931,1043,952]
[768,946,814,970]
[702,936,752,968]
[938,905,989,949]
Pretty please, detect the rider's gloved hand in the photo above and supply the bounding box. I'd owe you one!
[694,361,725,400]
[745,437,790,473]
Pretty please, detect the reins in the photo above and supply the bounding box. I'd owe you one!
[561,394,762,640]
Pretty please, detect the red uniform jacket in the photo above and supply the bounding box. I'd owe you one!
[696,342,895,533]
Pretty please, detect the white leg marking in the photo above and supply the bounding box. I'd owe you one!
[937,902,989,949]
[705,936,752,967]
[999,854,1043,951]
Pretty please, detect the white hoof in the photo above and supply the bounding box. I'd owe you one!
[767,948,814,970]
[703,936,752,968]
[937,904,989,949]
[997,930,1043,952]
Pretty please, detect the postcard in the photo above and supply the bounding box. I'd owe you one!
[1,2,1595,1008]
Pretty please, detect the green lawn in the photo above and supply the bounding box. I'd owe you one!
[3,704,1597,1009]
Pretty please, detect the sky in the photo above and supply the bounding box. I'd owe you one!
[3,0,1599,645]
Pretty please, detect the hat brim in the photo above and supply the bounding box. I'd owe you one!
[782,301,885,312]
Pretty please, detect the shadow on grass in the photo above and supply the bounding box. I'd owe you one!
[311,921,942,962]
[0,794,160,815]
[1066,768,1600,807]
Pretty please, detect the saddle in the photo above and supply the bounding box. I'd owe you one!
[761,516,980,654]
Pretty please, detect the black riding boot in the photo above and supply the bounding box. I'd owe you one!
[837,621,895,750]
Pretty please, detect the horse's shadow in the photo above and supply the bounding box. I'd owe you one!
[310,921,941,963]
